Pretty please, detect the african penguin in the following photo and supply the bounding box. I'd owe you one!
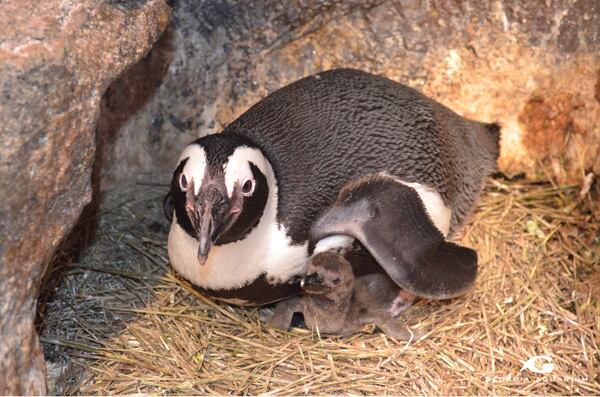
[269,251,421,340]
[167,68,500,306]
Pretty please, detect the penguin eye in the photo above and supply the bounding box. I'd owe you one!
[241,179,255,196]
[179,174,188,191]
[332,278,341,285]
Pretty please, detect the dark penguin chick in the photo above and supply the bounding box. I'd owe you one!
[269,251,422,340]
[167,68,500,306]
[310,174,479,300]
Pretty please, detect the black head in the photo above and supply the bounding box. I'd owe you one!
[170,133,270,264]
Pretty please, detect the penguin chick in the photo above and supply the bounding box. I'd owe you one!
[310,173,479,300]
[269,252,422,340]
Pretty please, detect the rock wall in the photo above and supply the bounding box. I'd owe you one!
[0,1,171,394]
[101,0,599,186]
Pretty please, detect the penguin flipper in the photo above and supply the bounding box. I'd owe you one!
[163,191,174,223]
[310,175,478,300]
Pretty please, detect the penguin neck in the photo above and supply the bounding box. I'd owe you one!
[311,287,353,316]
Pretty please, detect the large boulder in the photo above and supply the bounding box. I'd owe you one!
[0,1,171,394]
[101,0,599,185]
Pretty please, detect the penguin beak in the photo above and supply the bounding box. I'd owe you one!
[184,177,244,265]
[196,209,213,265]
[185,180,215,265]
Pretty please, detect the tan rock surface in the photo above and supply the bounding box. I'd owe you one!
[0,1,171,394]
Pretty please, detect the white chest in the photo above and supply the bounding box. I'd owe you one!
[168,215,309,291]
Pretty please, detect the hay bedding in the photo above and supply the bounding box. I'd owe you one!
[39,174,600,395]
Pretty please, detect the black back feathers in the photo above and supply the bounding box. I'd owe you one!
[225,69,500,243]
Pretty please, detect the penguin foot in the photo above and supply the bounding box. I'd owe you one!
[268,297,301,331]
[377,321,424,341]
[389,289,416,317]
[258,307,274,323]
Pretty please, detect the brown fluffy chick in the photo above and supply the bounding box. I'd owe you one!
[269,251,422,340]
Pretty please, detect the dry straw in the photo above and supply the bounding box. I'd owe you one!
[40,175,600,395]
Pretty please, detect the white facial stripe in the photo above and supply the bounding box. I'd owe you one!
[179,145,207,195]
[377,172,452,236]
[224,146,269,197]
[394,178,451,237]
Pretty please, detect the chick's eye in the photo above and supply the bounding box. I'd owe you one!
[332,278,341,285]
[179,174,188,191]
[241,179,255,196]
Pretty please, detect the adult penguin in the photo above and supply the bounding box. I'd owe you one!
[166,68,500,306]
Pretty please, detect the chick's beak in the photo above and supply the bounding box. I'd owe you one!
[301,273,325,293]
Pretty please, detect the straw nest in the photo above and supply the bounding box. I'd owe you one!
[39,173,600,395]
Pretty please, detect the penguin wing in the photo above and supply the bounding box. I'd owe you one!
[309,175,478,299]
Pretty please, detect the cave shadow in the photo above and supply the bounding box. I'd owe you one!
[36,24,176,393]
